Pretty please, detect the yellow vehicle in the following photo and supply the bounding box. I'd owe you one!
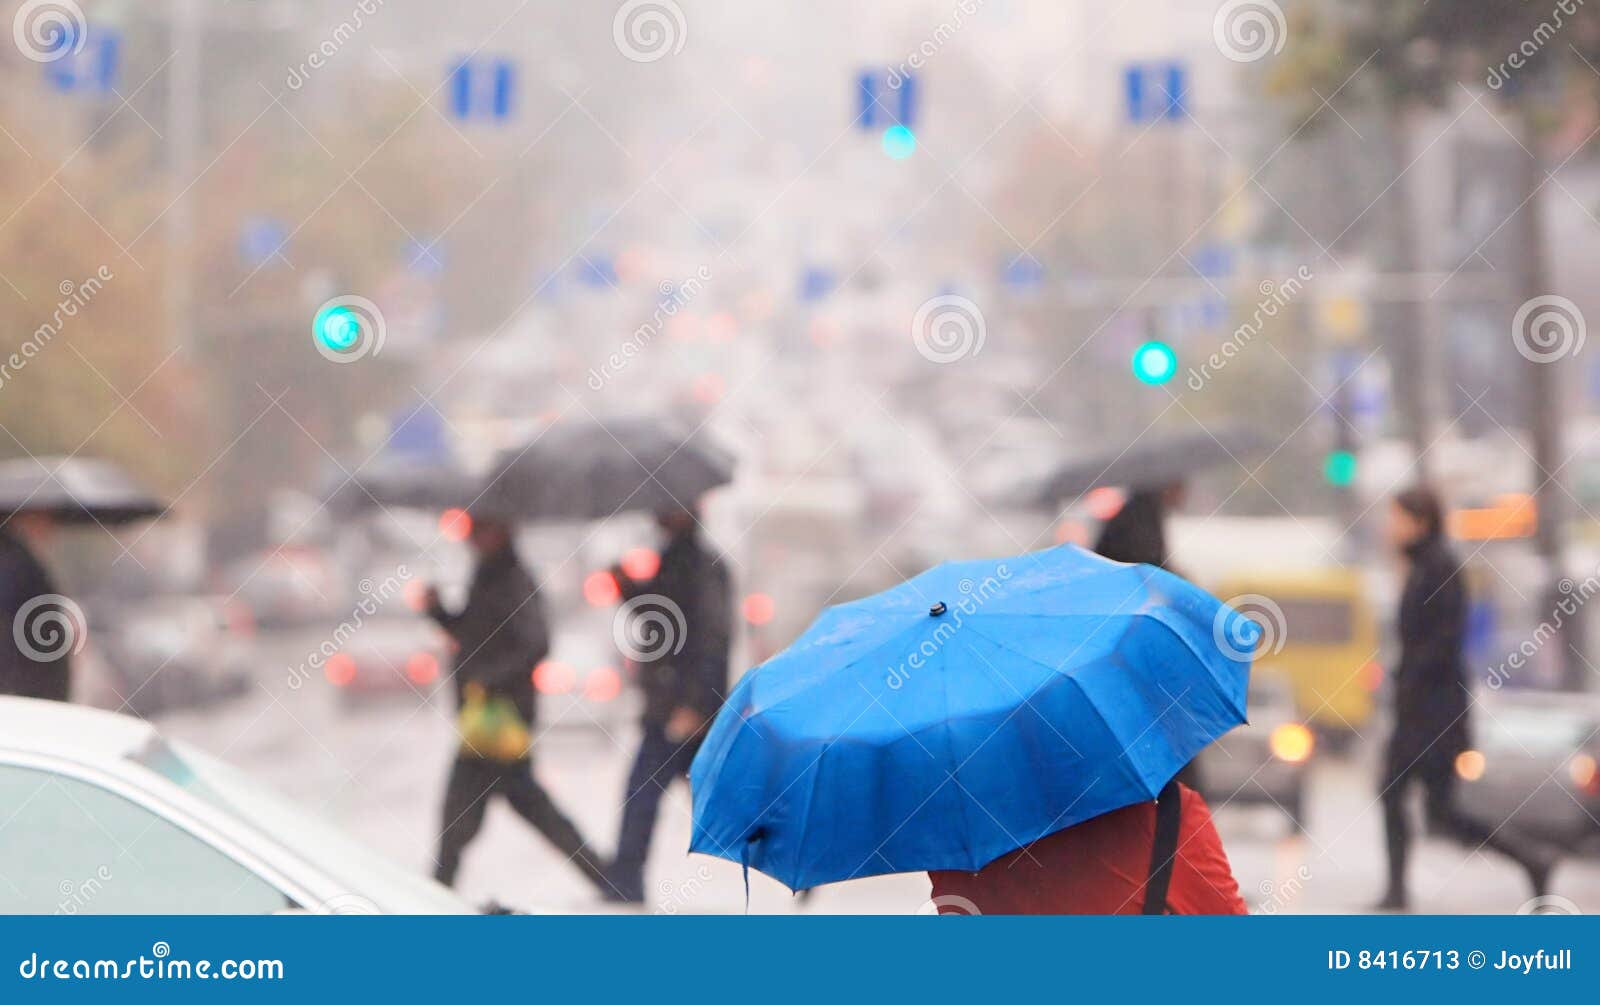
[1213,568,1382,747]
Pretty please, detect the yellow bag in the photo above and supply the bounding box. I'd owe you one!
[457,683,531,761]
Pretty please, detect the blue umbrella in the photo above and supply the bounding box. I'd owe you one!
[689,544,1258,892]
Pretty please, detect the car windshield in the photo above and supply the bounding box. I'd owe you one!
[142,740,472,914]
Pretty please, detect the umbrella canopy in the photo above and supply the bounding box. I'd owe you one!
[320,457,476,517]
[689,543,1257,891]
[0,456,165,526]
[477,417,733,521]
[1029,427,1269,505]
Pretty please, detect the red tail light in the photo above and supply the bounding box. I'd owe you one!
[742,592,775,626]
[619,548,660,581]
[405,652,439,685]
[583,570,621,606]
[439,508,472,542]
[325,653,356,687]
[533,660,576,694]
[584,666,622,702]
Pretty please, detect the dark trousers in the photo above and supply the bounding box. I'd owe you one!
[1380,740,1547,898]
[434,754,607,890]
[611,724,699,900]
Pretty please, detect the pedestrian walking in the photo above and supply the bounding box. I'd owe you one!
[426,514,609,892]
[927,779,1247,914]
[605,507,731,903]
[1375,485,1557,911]
[0,513,71,702]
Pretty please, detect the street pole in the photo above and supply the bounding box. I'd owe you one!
[166,0,199,354]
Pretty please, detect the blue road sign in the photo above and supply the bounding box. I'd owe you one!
[799,267,836,303]
[44,27,119,94]
[857,70,916,130]
[1001,256,1045,289]
[449,57,515,122]
[1123,61,1186,124]
[1191,242,1235,279]
[239,216,288,268]
[576,256,618,289]
[402,237,445,276]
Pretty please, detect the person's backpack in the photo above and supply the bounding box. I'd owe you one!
[1142,779,1184,915]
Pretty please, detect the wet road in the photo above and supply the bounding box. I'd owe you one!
[153,629,1600,915]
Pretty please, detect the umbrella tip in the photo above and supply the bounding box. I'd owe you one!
[929,602,947,617]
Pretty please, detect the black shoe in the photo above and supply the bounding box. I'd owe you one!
[1372,890,1410,912]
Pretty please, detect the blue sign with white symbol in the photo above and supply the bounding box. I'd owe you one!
[576,256,618,289]
[1001,257,1046,289]
[44,26,119,94]
[449,57,515,122]
[857,70,916,130]
[799,267,836,303]
[239,216,288,268]
[1123,61,1186,124]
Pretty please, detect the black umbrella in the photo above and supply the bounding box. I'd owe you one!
[0,456,165,525]
[1029,426,1270,505]
[320,457,476,517]
[477,416,733,521]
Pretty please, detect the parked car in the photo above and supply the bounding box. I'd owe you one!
[1199,672,1314,832]
[0,697,473,914]
[218,548,337,629]
[1455,689,1600,853]
[78,594,252,718]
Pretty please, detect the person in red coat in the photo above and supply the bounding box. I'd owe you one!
[928,782,1247,915]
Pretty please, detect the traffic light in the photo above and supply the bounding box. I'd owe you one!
[1131,341,1178,385]
[1323,449,1357,487]
[314,302,362,353]
[882,124,916,159]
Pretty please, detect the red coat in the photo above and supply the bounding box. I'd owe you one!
[928,784,1247,915]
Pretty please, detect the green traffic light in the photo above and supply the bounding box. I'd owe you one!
[882,125,916,160]
[1324,449,1357,487]
[315,304,361,351]
[1132,341,1178,385]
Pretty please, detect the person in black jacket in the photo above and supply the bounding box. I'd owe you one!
[604,507,731,903]
[1376,486,1556,911]
[426,515,608,891]
[0,514,73,702]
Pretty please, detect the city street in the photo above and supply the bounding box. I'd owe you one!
[152,629,1600,915]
